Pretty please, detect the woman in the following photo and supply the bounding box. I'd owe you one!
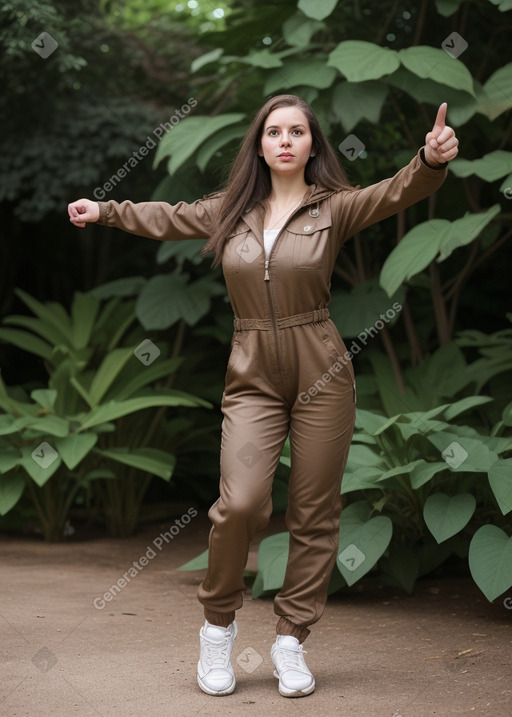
[68,94,458,698]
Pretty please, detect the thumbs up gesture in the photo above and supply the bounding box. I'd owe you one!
[424,103,459,167]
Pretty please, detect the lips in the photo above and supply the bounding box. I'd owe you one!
[278,153,294,158]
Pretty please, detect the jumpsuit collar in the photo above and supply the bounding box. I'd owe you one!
[241,184,336,238]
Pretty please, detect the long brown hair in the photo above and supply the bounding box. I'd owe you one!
[201,94,353,267]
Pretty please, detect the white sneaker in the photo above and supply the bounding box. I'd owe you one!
[197,620,238,696]
[271,635,315,697]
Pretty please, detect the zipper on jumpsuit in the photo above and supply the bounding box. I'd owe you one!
[262,200,319,381]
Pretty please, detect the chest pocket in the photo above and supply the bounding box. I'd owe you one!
[223,228,263,275]
[287,206,332,270]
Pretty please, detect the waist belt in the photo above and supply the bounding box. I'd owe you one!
[233,308,329,331]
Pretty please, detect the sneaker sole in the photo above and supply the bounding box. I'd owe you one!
[273,670,315,698]
[197,673,236,696]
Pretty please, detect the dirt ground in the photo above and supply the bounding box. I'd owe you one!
[1,508,511,717]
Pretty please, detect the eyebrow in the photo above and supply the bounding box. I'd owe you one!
[265,124,307,130]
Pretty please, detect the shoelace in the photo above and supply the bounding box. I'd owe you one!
[202,636,230,667]
[275,644,309,673]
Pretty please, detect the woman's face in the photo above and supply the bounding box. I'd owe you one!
[258,106,314,180]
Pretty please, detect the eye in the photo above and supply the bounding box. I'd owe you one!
[292,129,303,135]
[267,129,279,136]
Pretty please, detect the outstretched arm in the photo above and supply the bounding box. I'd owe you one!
[68,196,220,241]
[334,102,459,244]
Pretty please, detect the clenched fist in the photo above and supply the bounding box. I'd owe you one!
[424,103,459,167]
[68,199,100,228]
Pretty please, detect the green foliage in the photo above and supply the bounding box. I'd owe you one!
[274,390,512,602]
[0,289,211,539]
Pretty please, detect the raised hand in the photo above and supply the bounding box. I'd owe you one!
[424,102,459,166]
[68,198,100,228]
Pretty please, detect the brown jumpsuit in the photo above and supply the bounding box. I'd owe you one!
[97,149,447,643]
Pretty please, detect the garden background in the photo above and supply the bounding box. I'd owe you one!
[1,0,512,608]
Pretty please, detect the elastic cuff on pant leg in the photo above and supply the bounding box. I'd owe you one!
[276,617,310,644]
[204,608,236,628]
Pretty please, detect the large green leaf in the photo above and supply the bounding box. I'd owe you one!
[87,347,135,407]
[55,433,98,470]
[385,67,478,126]
[243,49,283,69]
[93,446,176,481]
[443,395,494,420]
[297,0,337,20]
[264,59,337,95]
[332,81,388,132]
[190,48,223,73]
[196,125,247,173]
[336,502,393,586]
[487,0,512,10]
[488,460,512,515]
[423,492,476,543]
[0,472,25,515]
[15,288,71,336]
[380,219,445,297]
[77,390,210,430]
[479,63,512,120]
[379,207,500,296]
[435,0,465,16]
[469,525,512,601]
[30,389,57,412]
[0,446,22,472]
[24,414,71,437]
[2,315,70,349]
[19,445,62,486]
[136,273,224,330]
[436,204,500,261]
[153,114,246,174]
[398,46,475,96]
[449,150,512,181]
[107,357,183,402]
[410,462,448,489]
[252,532,289,597]
[282,13,324,47]
[428,432,499,473]
[328,41,399,82]
[342,444,385,493]
[70,292,100,350]
[0,328,53,361]
[329,280,403,339]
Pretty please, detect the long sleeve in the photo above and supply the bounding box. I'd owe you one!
[333,148,448,247]
[96,196,222,241]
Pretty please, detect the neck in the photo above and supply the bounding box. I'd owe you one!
[268,173,309,204]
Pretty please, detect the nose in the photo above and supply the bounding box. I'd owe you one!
[280,132,291,146]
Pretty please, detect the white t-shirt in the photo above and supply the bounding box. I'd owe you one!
[263,229,279,258]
